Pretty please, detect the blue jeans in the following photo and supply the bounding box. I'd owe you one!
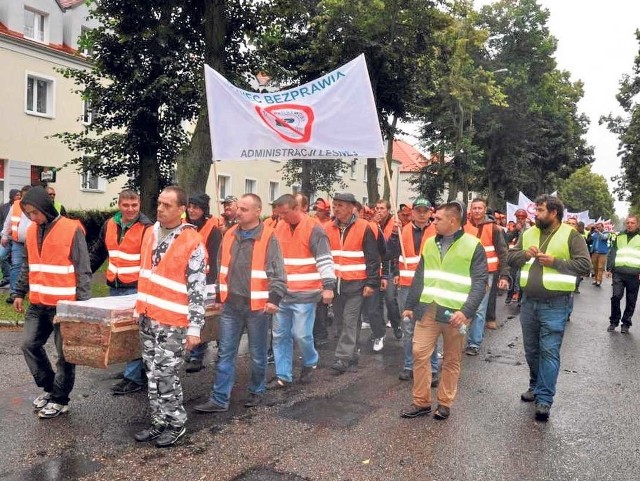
[110,287,143,385]
[10,241,25,294]
[468,273,493,348]
[397,287,438,373]
[210,302,270,408]
[519,293,571,406]
[0,240,10,280]
[273,301,319,382]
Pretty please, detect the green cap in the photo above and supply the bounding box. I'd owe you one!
[413,198,432,209]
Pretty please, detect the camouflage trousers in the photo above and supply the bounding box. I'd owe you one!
[139,315,187,428]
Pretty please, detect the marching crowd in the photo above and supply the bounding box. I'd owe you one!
[7,184,640,448]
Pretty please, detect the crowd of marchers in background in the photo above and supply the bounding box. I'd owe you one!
[9,185,640,448]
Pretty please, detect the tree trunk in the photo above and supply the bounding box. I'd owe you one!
[176,0,227,195]
[300,159,313,197]
[366,158,380,204]
[382,115,398,202]
[139,151,161,221]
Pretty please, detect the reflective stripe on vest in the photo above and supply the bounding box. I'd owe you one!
[105,219,146,284]
[10,202,21,242]
[614,234,640,269]
[419,233,479,310]
[398,222,436,287]
[135,225,203,326]
[464,222,499,272]
[325,219,370,281]
[26,217,80,306]
[275,216,323,292]
[218,224,274,310]
[520,224,576,291]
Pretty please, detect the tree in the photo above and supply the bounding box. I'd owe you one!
[601,30,640,210]
[471,0,593,207]
[557,166,614,220]
[53,0,203,215]
[279,159,348,196]
[251,0,451,204]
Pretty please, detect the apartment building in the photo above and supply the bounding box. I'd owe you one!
[0,0,125,208]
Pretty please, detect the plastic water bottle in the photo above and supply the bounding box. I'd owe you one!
[444,309,467,335]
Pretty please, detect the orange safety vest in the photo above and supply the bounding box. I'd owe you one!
[464,222,499,272]
[218,224,274,310]
[136,226,203,327]
[10,202,22,242]
[105,219,147,285]
[197,217,220,296]
[263,217,279,229]
[325,218,370,281]
[368,221,380,240]
[398,222,436,287]
[26,217,82,306]
[275,216,322,292]
[380,216,395,241]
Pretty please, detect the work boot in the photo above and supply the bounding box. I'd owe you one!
[155,425,186,448]
[534,403,551,422]
[520,388,535,402]
[134,423,166,442]
[185,359,204,373]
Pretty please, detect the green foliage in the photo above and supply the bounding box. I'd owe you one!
[66,209,117,251]
[280,159,348,196]
[601,30,640,210]
[557,166,614,220]
[51,0,204,215]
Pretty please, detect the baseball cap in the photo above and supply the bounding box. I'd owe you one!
[413,198,432,209]
[221,195,238,204]
[313,198,330,212]
[332,192,356,204]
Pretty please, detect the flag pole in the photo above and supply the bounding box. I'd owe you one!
[381,141,408,271]
[211,159,222,223]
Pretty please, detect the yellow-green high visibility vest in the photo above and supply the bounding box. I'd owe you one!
[614,233,640,269]
[520,224,576,292]
[420,232,480,310]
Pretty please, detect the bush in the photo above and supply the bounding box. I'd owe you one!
[66,209,117,251]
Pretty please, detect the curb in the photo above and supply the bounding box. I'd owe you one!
[0,319,23,327]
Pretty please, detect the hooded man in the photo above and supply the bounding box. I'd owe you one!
[15,186,92,418]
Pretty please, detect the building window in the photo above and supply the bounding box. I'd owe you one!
[82,99,93,125]
[269,181,279,203]
[244,178,256,194]
[80,26,93,56]
[218,175,231,200]
[81,170,105,192]
[350,160,357,179]
[24,8,47,43]
[25,73,54,117]
[363,164,368,183]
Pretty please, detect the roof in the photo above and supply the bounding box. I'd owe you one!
[393,139,430,173]
[56,0,85,10]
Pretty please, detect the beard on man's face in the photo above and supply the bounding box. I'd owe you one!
[535,217,552,229]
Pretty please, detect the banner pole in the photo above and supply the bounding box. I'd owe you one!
[211,159,222,222]
[381,144,408,270]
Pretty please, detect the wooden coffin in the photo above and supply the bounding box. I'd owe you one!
[54,295,220,369]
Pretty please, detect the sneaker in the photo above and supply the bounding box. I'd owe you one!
[5,294,15,304]
[331,359,348,375]
[373,337,384,352]
[607,324,617,332]
[385,320,392,328]
[534,403,551,421]
[361,322,371,330]
[398,369,413,381]
[267,351,275,365]
[400,403,432,418]
[134,423,166,442]
[33,392,51,410]
[155,425,186,448]
[431,372,440,388]
[520,388,535,402]
[194,399,229,413]
[244,392,263,408]
[621,324,630,334]
[111,379,143,395]
[433,405,450,420]
[465,345,480,356]
[0,278,9,287]
[185,359,204,373]
[393,326,403,340]
[485,321,497,330]
[38,402,69,419]
[504,297,512,305]
[299,365,316,384]
[267,377,291,390]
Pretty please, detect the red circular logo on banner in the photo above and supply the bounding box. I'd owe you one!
[255,104,314,144]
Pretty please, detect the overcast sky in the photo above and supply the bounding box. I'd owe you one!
[402,0,639,217]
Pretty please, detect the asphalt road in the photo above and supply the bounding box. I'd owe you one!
[1,279,639,481]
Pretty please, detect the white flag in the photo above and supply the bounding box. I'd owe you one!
[204,55,386,161]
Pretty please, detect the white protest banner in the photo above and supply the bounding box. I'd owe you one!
[204,54,386,161]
